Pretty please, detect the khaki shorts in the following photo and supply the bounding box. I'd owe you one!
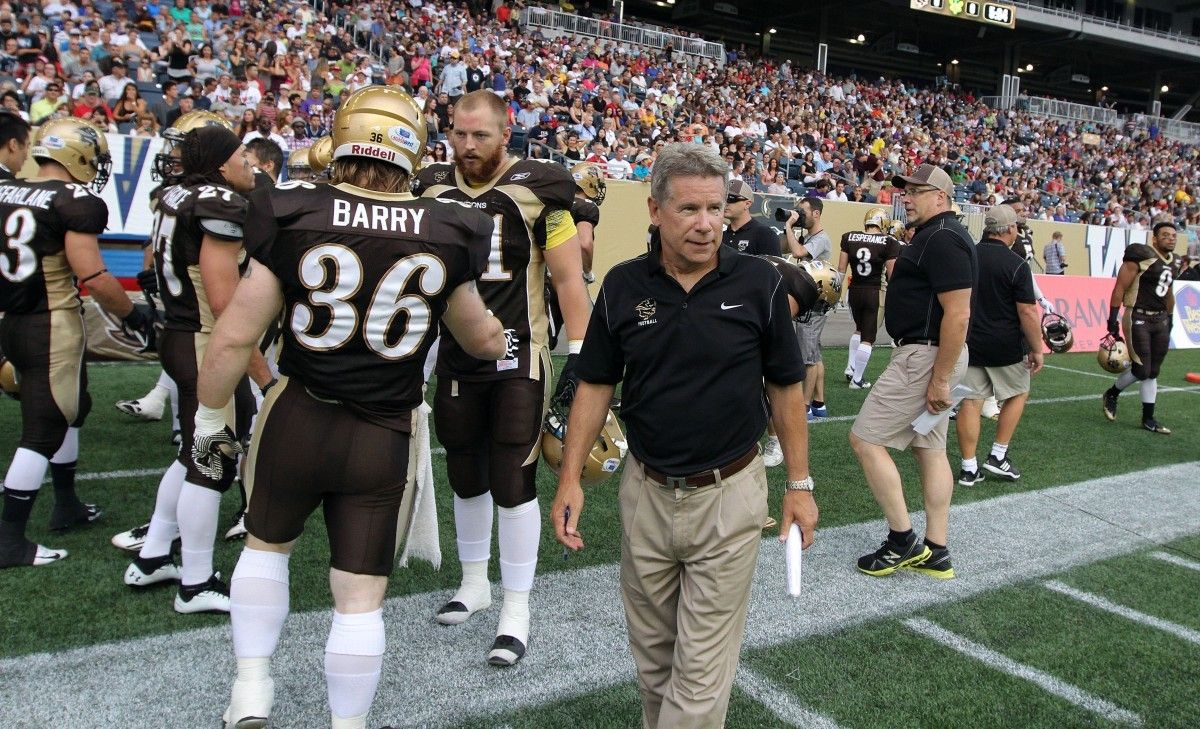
[960,362,1030,402]
[851,343,968,451]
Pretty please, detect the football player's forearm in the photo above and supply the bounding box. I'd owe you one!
[197,333,252,409]
[766,380,810,482]
[559,382,615,487]
[247,350,274,389]
[87,274,135,317]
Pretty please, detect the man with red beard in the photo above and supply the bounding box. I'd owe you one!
[414,90,591,667]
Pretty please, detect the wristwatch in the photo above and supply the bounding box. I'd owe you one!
[785,476,814,492]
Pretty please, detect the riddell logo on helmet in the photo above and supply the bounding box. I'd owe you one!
[349,144,396,162]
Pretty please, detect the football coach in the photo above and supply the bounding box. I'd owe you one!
[550,142,819,729]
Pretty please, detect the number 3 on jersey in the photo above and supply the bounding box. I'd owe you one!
[855,247,873,277]
[0,208,36,283]
[291,244,448,360]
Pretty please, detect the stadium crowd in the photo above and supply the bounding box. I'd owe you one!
[0,0,1197,234]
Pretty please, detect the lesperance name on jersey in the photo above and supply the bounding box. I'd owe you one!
[331,198,425,234]
[0,183,56,210]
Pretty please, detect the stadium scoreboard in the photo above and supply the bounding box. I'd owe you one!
[909,0,1017,29]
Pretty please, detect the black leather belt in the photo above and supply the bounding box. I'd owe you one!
[895,337,939,347]
[644,446,759,490]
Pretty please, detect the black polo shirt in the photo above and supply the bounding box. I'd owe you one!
[721,216,780,257]
[576,246,805,476]
[885,211,977,342]
[969,238,1036,367]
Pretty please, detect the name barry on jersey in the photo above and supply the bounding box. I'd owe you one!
[330,198,426,234]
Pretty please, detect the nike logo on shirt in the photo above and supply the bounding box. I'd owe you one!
[720,303,743,310]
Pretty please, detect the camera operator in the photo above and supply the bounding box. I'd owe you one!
[783,198,834,419]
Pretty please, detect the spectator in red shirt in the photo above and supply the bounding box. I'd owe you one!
[72,84,111,121]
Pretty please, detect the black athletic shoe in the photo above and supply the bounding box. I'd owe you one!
[906,545,955,579]
[1103,388,1119,421]
[957,468,984,486]
[1142,419,1172,435]
[983,454,1021,481]
[49,502,102,531]
[856,534,931,576]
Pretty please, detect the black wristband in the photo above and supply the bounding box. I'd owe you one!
[121,307,146,328]
[79,268,108,284]
[1108,306,1120,324]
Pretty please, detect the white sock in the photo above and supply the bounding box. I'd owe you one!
[961,457,978,472]
[1115,369,1138,390]
[498,500,540,592]
[49,427,79,464]
[765,435,779,449]
[1140,378,1157,404]
[990,443,1009,460]
[331,714,368,729]
[231,548,290,659]
[177,481,221,586]
[139,461,187,559]
[142,378,169,405]
[846,333,860,371]
[3,448,49,493]
[497,588,530,644]
[453,493,493,562]
[852,343,873,382]
[325,609,384,720]
[448,559,491,613]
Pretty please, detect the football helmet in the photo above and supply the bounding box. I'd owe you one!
[31,119,112,192]
[152,111,232,182]
[798,260,842,319]
[863,206,890,231]
[542,402,627,487]
[0,354,18,399]
[890,220,907,238]
[571,163,607,206]
[331,85,426,174]
[286,147,315,181]
[308,135,333,175]
[1097,334,1131,373]
[1041,312,1074,353]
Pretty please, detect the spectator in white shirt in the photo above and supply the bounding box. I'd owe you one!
[826,180,849,202]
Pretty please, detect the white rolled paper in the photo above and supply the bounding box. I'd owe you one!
[786,524,802,597]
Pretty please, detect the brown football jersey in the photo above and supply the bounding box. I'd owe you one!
[761,254,821,319]
[415,158,577,382]
[1123,243,1181,311]
[247,180,493,430]
[153,182,250,333]
[840,231,900,288]
[0,179,107,315]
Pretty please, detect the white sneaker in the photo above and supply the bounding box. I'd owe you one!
[224,512,248,541]
[115,395,165,421]
[174,573,231,614]
[111,522,151,552]
[762,438,784,468]
[850,379,872,389]
[223,674,273,729]
[124,556,180,587]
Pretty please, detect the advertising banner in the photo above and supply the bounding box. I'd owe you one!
[1171,281,1200,350]
[1035,274,1115,353]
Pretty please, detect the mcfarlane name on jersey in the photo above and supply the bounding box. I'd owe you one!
[246,180,493,430]
[415,159,577,381]
[152,182,249,333]
[0,179,107,315]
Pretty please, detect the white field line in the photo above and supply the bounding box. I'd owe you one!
[1042,363,1118,380]
[2,462,1197,728]
[734,667,845,729]
[1149,551,1200,573]
[903,618,1142,726]
[1043,581,1200,646]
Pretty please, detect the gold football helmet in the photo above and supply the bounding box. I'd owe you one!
[542,405,627,487]
[331,86,426,174]
[307,135,333,175]
[1041,313,1074,354]
[31,118,112,192]
[1097,334,1130,373]
[571,162,607,206]
[798,260,842,319]
[863,206,890,231]
[153,111,233,181]
[0,354,19,400]
[286,147,316,181]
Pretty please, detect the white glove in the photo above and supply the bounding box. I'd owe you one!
[1038,297,1055,315]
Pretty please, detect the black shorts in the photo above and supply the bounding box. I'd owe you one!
[160,328,254,492]
[0,310,91,457]
[848,286,882,343]
[243,377,410,576]
[1126,310,1170,380]
[433,363,550,509]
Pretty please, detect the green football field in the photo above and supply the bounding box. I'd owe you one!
[0,348,1197,727]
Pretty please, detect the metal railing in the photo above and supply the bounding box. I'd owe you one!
[520,6,725,67]
[1010,1,1200,50]
[1129,114,1200,144]
[981,95,1120,126]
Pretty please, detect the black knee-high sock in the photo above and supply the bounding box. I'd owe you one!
[1142,402,1156,422]
[0,487,38,542]
[50,461,82,509]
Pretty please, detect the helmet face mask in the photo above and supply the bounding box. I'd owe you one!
[1097,334,1130,373]
[153,111,233,183]
[31,119,112,192]
[1041,312,1074,354]
[571,163,607,206]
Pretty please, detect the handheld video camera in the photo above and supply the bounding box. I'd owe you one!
[775,207,805,227]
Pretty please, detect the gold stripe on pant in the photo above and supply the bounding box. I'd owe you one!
[619,455,767,729]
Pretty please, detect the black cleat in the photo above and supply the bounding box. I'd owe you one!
[1142,419,1171,435]
[49,502,103,531]
[857,533,931,576]
[1102,388,1119,421]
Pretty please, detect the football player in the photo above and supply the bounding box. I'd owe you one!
[414,90,592,666]
[0,118,157,569]
[285,147,317,182]
[121,125,271,613]
[1102,220,1182,434]
[570,162,606,283]
[838,207,900,389]
[193,86,503,729]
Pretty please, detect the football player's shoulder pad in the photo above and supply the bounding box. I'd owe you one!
[1122,243,1156,263]
[413,162,454,196]
[51,179,108,234]
[508,158,575,209]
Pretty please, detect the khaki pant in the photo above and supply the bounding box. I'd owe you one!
[619,455,766,729]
